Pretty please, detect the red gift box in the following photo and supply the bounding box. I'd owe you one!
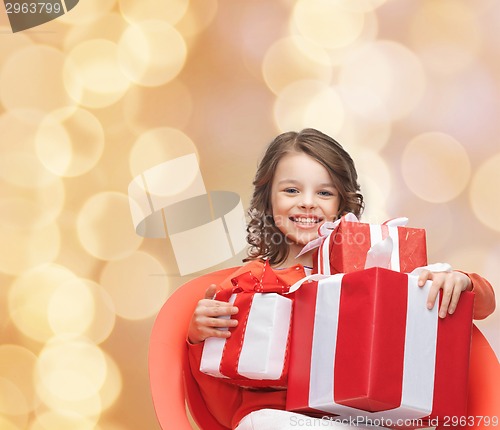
[311,214,427,275]
[286,267,474,425]
[200,261,293,388]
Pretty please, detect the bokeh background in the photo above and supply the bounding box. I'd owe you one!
[1,0,499,428]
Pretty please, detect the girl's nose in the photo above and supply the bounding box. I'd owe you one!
[299,192,317,209]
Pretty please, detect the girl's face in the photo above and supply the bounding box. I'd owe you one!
[270,151,340,255]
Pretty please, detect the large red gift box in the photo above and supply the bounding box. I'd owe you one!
[312,214,427,275]
[200,261,292,388]
[286,267,474,425]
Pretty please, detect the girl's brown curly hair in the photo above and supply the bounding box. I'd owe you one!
[244,128,364,266]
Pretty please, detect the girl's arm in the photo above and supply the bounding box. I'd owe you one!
[465,272,496,320]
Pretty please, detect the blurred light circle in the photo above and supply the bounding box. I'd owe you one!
[99,251,168,320]
[0,109,58,188]
[355,149,391,215]
[402,132,471,203]
[129,127,198,178]
[0,378,29,418]
[64,13,127,50]
[81,281,116,345]
[8,265,76,341]
[409,65,498,148]
[118,20,187,87]
[335,113,391,152]
[0,178,65,229]
[0,153,58,189]
[35,108,105,178]
[57,0,116,25]
[0,416,22,430]
[176,0,218,38]
[0,45,75,112]
[119,0,189,25]
[0,27,32,70]
[94,422,129,430]
[262,36,333,95]
[410,1,481,75]
[274,80,329,132]
[99,352,122,411]
[34,387,102,423]
[329,0,387,12]
[326,9,379,67]
[77,192,143,261]
[30,409,97,430]
[274,80,345,136]
[339,85,387,122]
[353,148,391,191]
[0,221,60,276]
[336,86,391,151]
[47,278,95,337]
[64,39,130,108]
[0,345,38,415]
[36,337,107,402]
[339,41,425,120]
[358,180,389,225]
[293,0,365,49]
[303,86,345,137]
[122,82,193,133]
[0,111,59,189]
[470,153,500,232]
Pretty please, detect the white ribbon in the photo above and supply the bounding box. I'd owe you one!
[308,272,440,421]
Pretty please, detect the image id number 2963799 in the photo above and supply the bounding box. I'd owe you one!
[5,2,62,14]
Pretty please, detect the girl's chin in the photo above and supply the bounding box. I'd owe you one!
[289,233,318,247]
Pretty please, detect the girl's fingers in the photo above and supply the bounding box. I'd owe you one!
[418,269,432,287]
[204,315,238,328]
[437,276,455,318]
[204,284,217,299]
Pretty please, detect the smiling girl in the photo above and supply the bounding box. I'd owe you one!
[186,128,495,430]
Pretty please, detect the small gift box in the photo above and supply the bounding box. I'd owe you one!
[200,261,292,388]
[300,213,427,275]
[286,266,474,425]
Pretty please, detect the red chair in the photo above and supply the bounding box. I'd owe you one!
[466,325,500,429]
[149,269,499,430]
[149,268,236,430]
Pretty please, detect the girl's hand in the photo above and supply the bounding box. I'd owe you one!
[418,270,472,318]
[187,284,239,344]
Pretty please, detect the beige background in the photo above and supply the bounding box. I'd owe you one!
[0,0,499,429]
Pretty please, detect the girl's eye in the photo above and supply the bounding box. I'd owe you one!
[284,188,299,194]
[318,190,334,196]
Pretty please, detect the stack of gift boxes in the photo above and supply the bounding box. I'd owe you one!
[200,215,475,427]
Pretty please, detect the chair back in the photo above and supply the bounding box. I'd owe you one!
[149,268,237,430]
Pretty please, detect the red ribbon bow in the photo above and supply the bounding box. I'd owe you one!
[217,261,290,302]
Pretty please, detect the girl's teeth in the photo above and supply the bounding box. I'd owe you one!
[297,218,316,223]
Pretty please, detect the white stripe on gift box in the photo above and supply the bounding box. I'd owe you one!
[238,293,292,379]
[309,273,438,421]
[388,226,400,272]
